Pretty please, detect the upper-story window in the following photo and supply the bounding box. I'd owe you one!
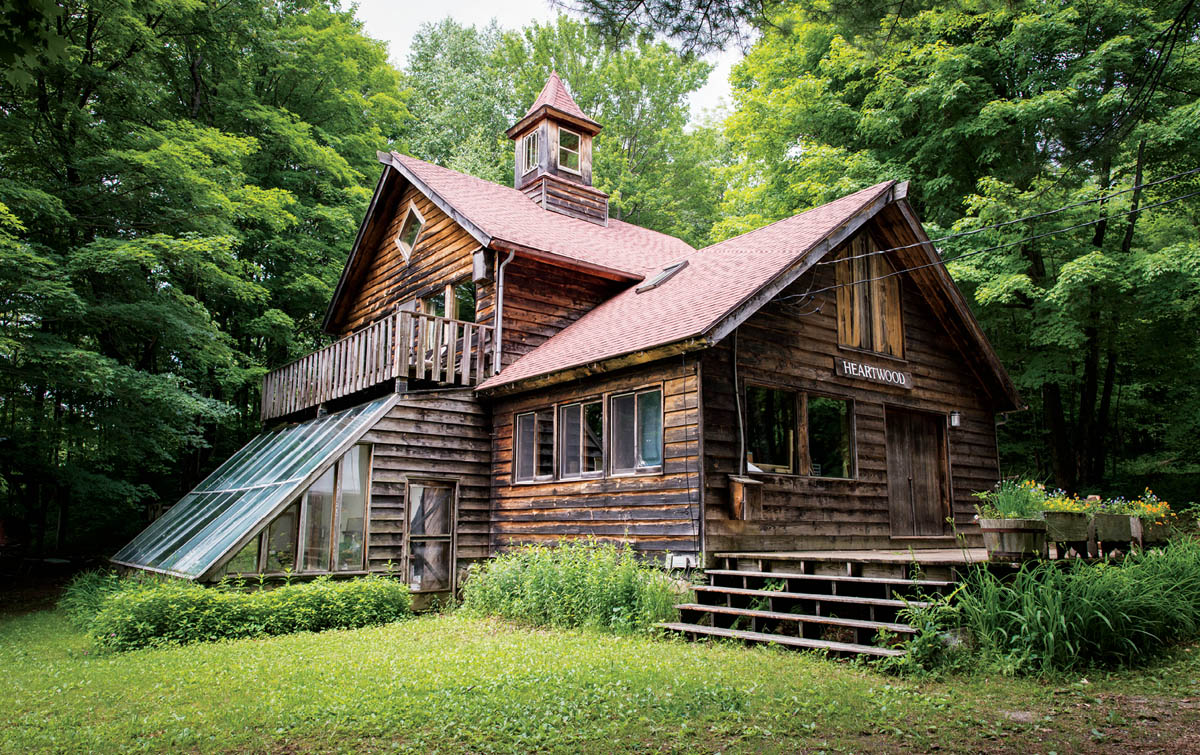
[558,127,581,174]
[522,131,539,175]
[395,203,425,263]
[834,235,903,358]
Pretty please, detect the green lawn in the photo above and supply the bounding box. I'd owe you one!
[3,609,1200,753]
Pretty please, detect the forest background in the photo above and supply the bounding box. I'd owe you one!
[0,0,1197,556]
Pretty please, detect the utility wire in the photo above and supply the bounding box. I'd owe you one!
[818,166,1200,267]
[776,186,1200,304]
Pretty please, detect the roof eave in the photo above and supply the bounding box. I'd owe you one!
[476,336,711,398]
[505,104,602,139]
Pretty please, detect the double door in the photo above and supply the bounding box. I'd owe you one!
[885,408,950,537]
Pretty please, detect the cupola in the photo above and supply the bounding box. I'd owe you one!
[506,72,608,226]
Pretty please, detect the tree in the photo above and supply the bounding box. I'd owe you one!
[0,0,410,554]
[717,0,1200,491]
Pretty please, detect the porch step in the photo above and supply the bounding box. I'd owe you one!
[705,569,954,591]
[676,603,917,635]
[656,622,905,658]
[692,584,929,610]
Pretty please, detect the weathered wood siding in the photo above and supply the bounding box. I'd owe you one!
[498,256,622,369]
[333,182,490,336]
[362,389,490,585]
[489,358,703,559]
[703,222,1000,553]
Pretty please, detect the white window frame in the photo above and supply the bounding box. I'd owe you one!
[513,408,555,483]
[557,127,582,175]
[522,131,539,175]
[557,399,605,480]
[394,202,426,263]
[609,387,664,477]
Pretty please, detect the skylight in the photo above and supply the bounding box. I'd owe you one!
[636,260,688,293]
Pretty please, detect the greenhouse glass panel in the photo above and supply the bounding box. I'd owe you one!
[110,396,395,579]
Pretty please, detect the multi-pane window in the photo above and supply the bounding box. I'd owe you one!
[834,234,904,358]
[395,205,425,262]
[512,387,663,483]
[558,127,581,173]
[807,396,854,479]
[218,446,371,576]
[610,389,663,474]
[514,408,555,482]
[745,386,796,474]
[522,131,539,174]
[454,281,476,322]
[558,400,604,478]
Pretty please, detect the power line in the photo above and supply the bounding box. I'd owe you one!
[776,186,1200,304]
[817,166,1200,268]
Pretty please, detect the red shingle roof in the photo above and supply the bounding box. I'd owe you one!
[390,152,692,277]
[477,182,897,392]
[521,71,600,130]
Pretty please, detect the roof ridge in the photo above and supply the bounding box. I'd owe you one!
[698,181,896,252]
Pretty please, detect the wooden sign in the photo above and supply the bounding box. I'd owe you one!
[835,357,913,389]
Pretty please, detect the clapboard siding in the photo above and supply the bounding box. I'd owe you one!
[498,256,622,368]
[703,221,1000,553]
[489,358,702,559]
[333,183,491,336]
[362,389,490,585]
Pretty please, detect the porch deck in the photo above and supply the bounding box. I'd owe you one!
[714,547,989,581]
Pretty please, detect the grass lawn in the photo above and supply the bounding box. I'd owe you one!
[3,609,1200,753]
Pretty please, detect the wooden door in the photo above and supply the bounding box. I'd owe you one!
[885,408,949,537]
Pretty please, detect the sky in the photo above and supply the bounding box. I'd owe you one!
[351,0,739,123]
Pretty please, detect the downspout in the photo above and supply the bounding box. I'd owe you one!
[493,247,516,375]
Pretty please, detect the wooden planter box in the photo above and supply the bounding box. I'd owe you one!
[979,518,1047,561]
[1092,513,1132,543]
[1044,511,1090,542]
[1132,517,1170,547]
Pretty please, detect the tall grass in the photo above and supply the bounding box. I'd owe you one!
[919,538,1200,675]
[460,541,685,632]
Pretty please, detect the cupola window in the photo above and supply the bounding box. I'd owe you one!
[558,127,581,174]
[522,131,539,175]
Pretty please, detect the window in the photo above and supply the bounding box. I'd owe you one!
[224,445,371,577]
[807,396,854,478]
[558,400,603,478]
[264,502,299,572]
[301,465,336,571]
[514,408,555,482]
[335,445,369,572]
[395,204,425,262]
[453,281,476,322]
[636,260,688,293]
[745,386,796,474]
[421,291,445,318]
[406,480,454,592]
[522,131,539,174]
[558,127,581,173]
[834,234,903,358]
[610,388,663,474]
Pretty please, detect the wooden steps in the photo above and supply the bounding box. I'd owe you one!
[658,622,905,657]
[659,558,959,657]
[675,603,917,634]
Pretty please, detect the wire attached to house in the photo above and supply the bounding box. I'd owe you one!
[775,186,1200,305]
[816,166,1200,268]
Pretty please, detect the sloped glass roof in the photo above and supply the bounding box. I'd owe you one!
[112,396,396,579]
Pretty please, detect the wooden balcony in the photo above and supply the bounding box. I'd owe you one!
[261,311,496,421]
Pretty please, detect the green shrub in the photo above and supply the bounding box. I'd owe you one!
[88,575,412,651]
[58,569,146,629]
[904,538,1200,675]
[460,540,684,633]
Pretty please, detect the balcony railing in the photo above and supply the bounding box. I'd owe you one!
[261,311,496,421]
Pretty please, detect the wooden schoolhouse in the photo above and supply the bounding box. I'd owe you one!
[114,74,1021,652]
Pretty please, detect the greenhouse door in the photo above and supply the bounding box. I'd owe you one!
[405,479,456,592]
